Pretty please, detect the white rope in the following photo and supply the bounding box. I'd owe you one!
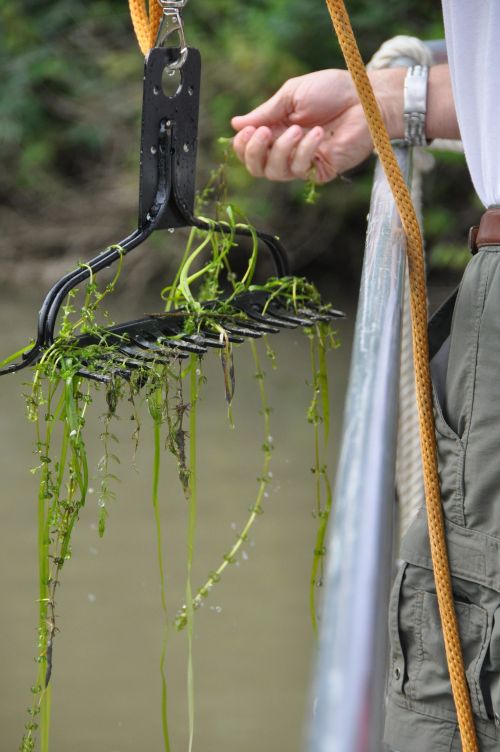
[367,35,462,539]
[367,35,433,70]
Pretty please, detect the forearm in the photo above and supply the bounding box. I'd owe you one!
[370,63,460,141]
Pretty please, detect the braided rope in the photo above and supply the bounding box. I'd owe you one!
[129,0,162,55]
[324,2,479,749]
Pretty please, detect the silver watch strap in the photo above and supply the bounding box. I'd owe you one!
[403,64,429,147]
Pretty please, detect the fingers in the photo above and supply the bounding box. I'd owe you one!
[233,126,256,163]
[233,124,326,182]
[234,126,273,177]
[265,125,304,179]
[231,85,292,131]
[289,126,324,178]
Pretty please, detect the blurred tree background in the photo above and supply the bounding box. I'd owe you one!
[0,0,478,294]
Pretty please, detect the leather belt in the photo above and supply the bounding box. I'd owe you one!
[469,207,500,253]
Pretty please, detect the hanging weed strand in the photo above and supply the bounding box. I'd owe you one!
[307,323,337,635]
[175,340,273,629]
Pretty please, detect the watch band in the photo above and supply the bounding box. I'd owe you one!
[403,64,429,146]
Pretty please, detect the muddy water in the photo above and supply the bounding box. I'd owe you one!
[0,284,353,752]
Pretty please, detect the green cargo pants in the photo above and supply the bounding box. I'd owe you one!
[384,246,500,751]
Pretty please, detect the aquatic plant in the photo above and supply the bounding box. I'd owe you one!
[10,153,338,752]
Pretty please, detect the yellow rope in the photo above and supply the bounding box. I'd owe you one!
[324,1,479,749]
[129,0,162,55]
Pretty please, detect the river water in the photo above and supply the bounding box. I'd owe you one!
[0,283,353,752]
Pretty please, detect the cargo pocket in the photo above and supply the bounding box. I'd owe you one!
[388,562,408,696]
[392,565,491,722]
[415,591,490,721]
[482,606,500,726]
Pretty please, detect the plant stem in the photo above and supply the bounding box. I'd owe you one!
[151,390,171,752]
[175,341,273,630]
[308,325,333,637]
[186,357,199,752]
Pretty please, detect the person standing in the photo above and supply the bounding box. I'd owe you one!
[231,2,500,749]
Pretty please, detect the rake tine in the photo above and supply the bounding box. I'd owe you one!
[265,304,317,327]
[80,363,132,381]
[77,368,113,384]
[299,306,345,321]
[242,308,298,329]
[218,321,264,339]
[186,333,224,349]
[132,333,207,356]
[216,330,245,344]
[87,352,145,372]
[118,342,187,363]
[234,318,281,334]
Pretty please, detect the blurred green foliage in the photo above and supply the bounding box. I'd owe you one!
[0,0,476,282]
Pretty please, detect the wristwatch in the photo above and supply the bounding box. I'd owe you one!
[403,64,429,146]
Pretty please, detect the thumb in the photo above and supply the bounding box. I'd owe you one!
[231,87,292,131]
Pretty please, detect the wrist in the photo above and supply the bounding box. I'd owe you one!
[426,64,460,140]
[367,68,406,140]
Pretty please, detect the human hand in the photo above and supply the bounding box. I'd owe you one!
[231,68,405,184]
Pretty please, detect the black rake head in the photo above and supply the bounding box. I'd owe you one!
[61,290,344,383]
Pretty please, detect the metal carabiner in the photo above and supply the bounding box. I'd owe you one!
[155,1,188,69]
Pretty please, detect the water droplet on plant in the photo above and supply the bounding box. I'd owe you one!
[196,368,201,376]
[88,593,96,603]
[242,550,249,561]
[264,492,269,498]
[69,429,77,437]
[267,435,273,443]
[98,499,106,508]
[268,471,273,478]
